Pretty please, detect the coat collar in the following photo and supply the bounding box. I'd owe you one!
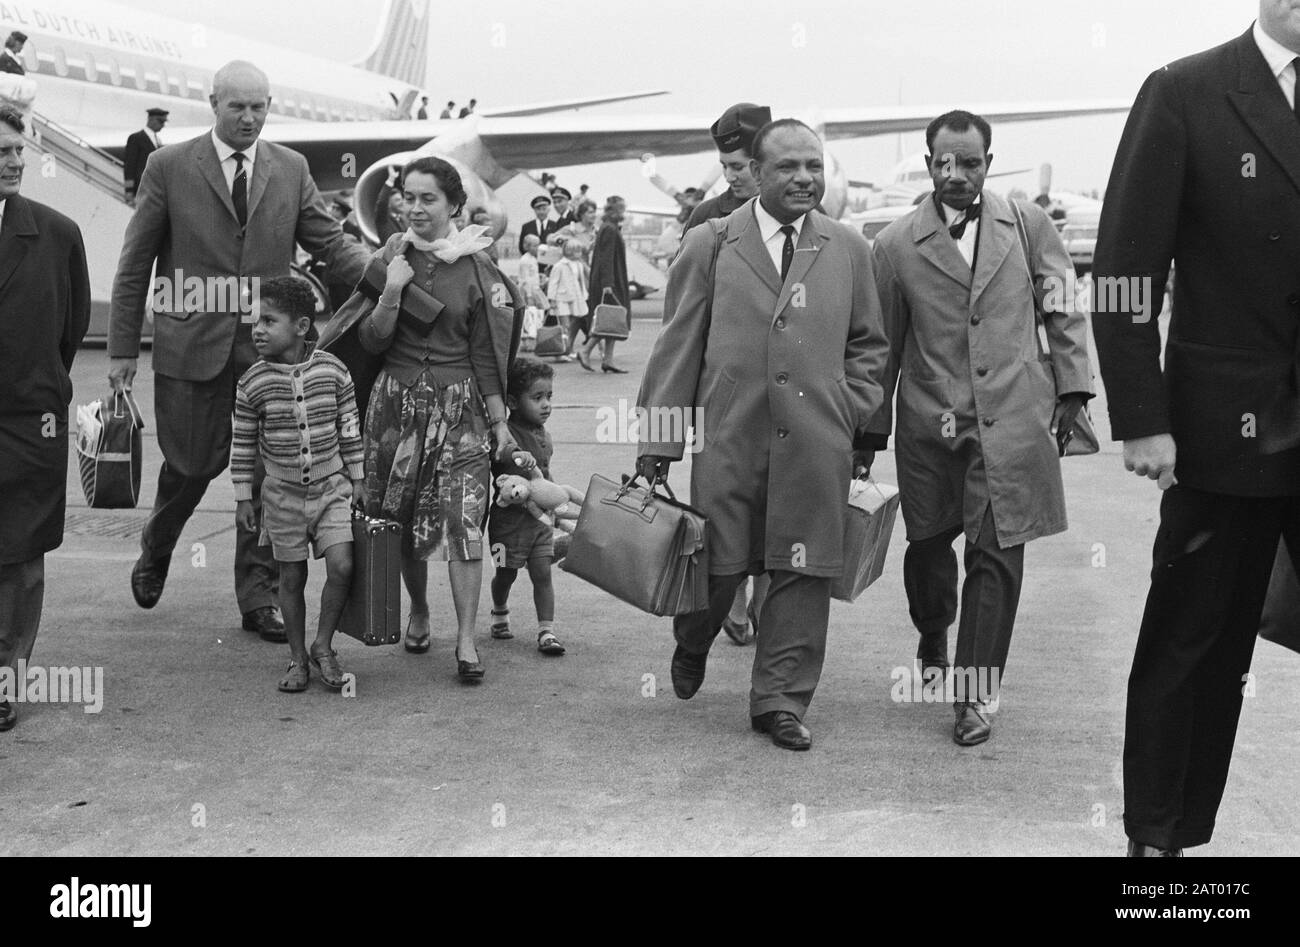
[1228,27,1300,197]
[0,193,36,296]
[727,198,834,314]
[910,190,1016,301]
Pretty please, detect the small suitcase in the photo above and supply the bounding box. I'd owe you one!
[339,511,402,645]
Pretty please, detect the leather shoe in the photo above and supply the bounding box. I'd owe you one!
[953,701,992,746]
[242,606,287,643]
[670,644,709,699]
[1127,840,1183,857]
[916,630,949,679]
[721,616,753,646]
[0,700,16,732]
[130,556,169,609]
[751,711,811,751]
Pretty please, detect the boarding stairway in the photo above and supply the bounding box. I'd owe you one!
[26,110,128,204]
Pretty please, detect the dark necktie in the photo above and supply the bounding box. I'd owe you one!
[779,224,795,281]
[948,200,981,240]
[232,152,248,228]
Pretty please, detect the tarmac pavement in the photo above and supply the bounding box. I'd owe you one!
[3,300,1297,856]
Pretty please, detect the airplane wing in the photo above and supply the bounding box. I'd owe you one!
[84,100,1130,193]
[819,100,1130,139]
[480,90,670,117]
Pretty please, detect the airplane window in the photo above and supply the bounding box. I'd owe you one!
[133,65,147,91]
[107,59,121,86]
[53,47,68,78]
[83,56,98,83]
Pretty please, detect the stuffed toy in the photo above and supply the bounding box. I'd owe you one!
[494,472,585,533]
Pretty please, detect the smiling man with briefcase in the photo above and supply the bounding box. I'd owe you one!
[636,119,889,751]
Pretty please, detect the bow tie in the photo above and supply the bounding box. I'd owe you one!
[947,201,982,240]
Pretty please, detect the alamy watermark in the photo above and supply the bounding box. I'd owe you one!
[151,272,261,323]
[0,660,104,714]
[595,398,703,453]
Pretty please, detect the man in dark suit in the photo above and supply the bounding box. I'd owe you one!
[107,61,368,642]
[551,187,575,227]
[0,32,26,75]
[439,101,454,119]
[459,98,476,118]
[416,96,429,120]
[0,104,91,732]
[1092,0,1300,856]
[518,194,554,254]
[123,107,168,205]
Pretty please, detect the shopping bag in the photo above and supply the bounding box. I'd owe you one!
[75,390,144,508]
[339,511,403,645]
[1259,536,1300,655]
[591,288,629,340]
[560,474,708,616]
[534,324,568,357]
[830,478,901,603]
[521,305,546,341]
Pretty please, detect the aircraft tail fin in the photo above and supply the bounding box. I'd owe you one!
[352,0,429,90]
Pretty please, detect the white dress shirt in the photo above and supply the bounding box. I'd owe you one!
[752,198,806,279]
[1254,18,1298,109]
[143,127,160,148]
[940,197,981,266]
[210,129,257,193]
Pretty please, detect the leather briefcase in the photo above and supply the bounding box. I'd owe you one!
[339,511,402,645]
[560,474,708,616]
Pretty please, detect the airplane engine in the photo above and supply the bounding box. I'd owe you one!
[354,152,508,246]
[820,148,849,221]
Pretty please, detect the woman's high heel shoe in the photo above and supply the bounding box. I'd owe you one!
[601,364,628,374]
[455,647,485,682]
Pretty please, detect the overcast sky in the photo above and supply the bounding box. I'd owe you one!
[128,0,1257,205]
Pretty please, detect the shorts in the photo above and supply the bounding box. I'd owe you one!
[489,510,554,569]
[259,470,354,562]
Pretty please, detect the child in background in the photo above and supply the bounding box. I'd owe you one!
[488,357,565,655]
[232,276,366,693]
[517,233,548,353]
[546,238,588,364]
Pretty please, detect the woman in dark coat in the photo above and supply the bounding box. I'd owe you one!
[577,197,630,373]
[0,105,91,731]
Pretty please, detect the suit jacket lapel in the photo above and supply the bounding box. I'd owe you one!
[1227,29,1300,197]
[970,193,1016,303]
[0,194,36,296]
[774,214,826,318]
[247,143,271,223]
[913,196,972,291]
[730,201,783,297]
[197,134,239,224]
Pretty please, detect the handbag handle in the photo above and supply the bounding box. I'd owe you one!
[601,287,616,304]
[620,472,677,509]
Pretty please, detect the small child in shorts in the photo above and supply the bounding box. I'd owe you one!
[231,276,366,693]
[489,357,565,655]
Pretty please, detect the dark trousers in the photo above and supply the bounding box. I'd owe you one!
[675,569,832,719]
[902,504,1025,703]
[140,339,277,614]
[0,555,44,670]
[1124,487,1300,850]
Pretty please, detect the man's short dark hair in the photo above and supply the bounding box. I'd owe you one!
[925,110,992,154]
[751,118,819,163]
[507,356,554,400]
[258,276,317,324]
[0,103,25,135]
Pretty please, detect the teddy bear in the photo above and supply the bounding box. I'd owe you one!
[494,472,585,533]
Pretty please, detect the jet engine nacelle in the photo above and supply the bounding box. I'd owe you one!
[354,152,508,246]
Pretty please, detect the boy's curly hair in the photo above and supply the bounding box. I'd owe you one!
[507,355,554,400]
[258,276,317,324]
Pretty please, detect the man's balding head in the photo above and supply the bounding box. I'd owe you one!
[210,61,271,150]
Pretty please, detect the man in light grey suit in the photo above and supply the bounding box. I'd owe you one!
[108,61,368,640]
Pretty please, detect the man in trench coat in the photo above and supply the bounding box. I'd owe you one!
[867,110,1092,747]
[0,104,91,732]
[637,119,890,751]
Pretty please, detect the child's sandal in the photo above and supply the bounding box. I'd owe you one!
[278,661,309,693]
[537,631,566,656]
[490,608,513,640]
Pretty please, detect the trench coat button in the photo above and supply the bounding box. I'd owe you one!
[976,367,988,377]
[982,418,995,427]
[775,372,788,385]
[775,317,787,330]
[970,315,981,326]
[776,427,789,438]
[1268,232,1281,241]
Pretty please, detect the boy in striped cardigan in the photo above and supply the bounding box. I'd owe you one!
[232,277,365,694]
